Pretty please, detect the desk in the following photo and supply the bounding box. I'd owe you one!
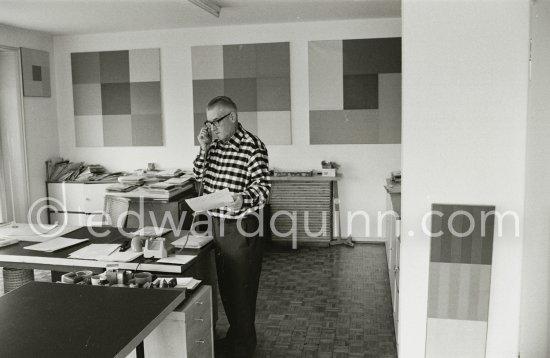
[0,281,186,358]
[0,226,218,324]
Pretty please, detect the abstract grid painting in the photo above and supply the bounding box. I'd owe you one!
[192,42,291,145]
[71,49,163,147]
[21,47,51,97]
[309,38,401,144]
[426,204,495,358]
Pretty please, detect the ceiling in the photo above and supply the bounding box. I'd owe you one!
[0,0,401,36]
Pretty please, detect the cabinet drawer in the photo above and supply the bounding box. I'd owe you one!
[187,332,213,358]
[83,183,111,213]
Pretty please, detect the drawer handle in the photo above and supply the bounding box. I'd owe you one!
[194,318,204,322]
[195,339,205,344]
[195,301,204,305]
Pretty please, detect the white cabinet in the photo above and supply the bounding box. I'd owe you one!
[47,182,111,226]
[385,191,401,344]
[126,285,214,358]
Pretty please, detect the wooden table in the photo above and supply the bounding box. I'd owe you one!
[0,281,186,358]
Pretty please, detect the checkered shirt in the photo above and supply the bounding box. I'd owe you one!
[193,123,271,219]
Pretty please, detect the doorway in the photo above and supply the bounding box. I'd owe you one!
[0,45,30,223]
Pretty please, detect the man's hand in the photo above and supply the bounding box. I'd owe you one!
[197,127,212,150]
[226,194,243,211]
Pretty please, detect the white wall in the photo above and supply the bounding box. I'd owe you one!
[520,1,550,357]
[0,24,59,222]
[53,18,402,238]
[401,1,529,357]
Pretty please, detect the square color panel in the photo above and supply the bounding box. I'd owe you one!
[343,38,401,75]
[255,42,290,78]
[130,82,161,115]
[71,52,100,84]
[75,115,104,147]
[73,84,102,116]
[21,47,51,97]
[100,50,130,84]
[222,44,257,79]
[131,114,163,146]
[257,77,291,111]
[343,74,378,109]
[129,49,160,82]
[101,83,131,115]
[309,110,380,144]
[192,45,224,80]
[257,111,291,145]
[378,73,401,144]
[238,112,258,136]
[103,115,132,146]
[193,79,224,114]
[426,318,488,358]
[224,78,258,112]
[308,40,343,111]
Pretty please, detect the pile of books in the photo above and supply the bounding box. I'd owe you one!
[118,174,146,185]
[46,158,113,182]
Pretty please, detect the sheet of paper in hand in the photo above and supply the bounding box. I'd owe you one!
[185,188,234,212]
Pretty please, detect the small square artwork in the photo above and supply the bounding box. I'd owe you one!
[71,49,163,147]
[308,38,401,144]
[21,48,51,97]
[191,42,292,145]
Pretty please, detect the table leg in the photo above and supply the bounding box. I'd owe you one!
[136,341,144,358]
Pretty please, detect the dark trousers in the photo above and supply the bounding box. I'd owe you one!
[212,215,265,358]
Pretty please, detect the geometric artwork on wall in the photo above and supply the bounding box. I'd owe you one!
[70,49,163,147]
[21,47,51,97]
[425,204,495,358]
[192,42,291,145]
[308,38,401,144]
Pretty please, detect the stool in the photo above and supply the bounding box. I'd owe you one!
[3,268,34,293]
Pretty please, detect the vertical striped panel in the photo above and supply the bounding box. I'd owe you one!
[427,204,495,358]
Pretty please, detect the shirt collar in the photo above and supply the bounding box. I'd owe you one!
[227,122,245,151]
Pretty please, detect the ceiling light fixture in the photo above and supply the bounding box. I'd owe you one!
[188,0,221,18]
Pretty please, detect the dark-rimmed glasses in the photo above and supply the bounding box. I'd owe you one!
[204,112,232,129]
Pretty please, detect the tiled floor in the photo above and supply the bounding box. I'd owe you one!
[216,243,397,358]
[0,243,397,358]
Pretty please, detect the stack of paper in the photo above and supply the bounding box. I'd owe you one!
[24,237,88,252]
[130,226,172,237]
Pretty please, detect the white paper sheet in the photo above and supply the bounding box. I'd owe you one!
[68,244,121,260]
[23,237,89,252]
[96,250,143,262]
[171,232,213,248]
[153,277,201,290]
[0,223,57,237]
[185,188,234,212]
[0,224,81,242]
[156,254,196,265]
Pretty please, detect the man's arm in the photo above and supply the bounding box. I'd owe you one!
[241,146,271,210]
[192,147,207,181]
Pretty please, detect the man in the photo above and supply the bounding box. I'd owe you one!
[193,96,271,357]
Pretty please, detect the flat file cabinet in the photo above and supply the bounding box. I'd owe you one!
[127,285,213,358]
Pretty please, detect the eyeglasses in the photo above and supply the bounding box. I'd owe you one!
[204,112,232,129]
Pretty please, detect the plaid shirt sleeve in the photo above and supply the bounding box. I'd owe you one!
[242,145,271,210]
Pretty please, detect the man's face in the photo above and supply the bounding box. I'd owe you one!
[206,104,235,141]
